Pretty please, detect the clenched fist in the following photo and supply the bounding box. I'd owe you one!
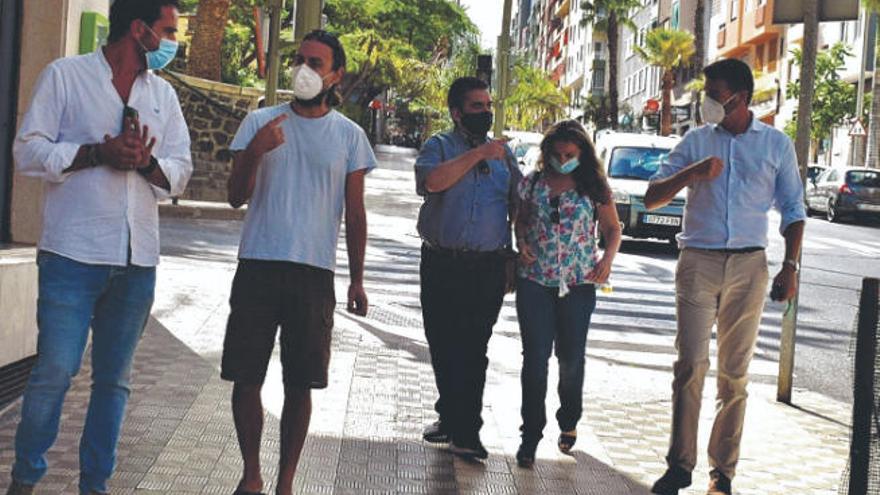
[477,139,509,162]
[247,113,288,158]
[690,156,724,182]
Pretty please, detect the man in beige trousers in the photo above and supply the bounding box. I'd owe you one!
[644,59,805,495]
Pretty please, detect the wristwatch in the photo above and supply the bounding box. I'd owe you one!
[137,156,159,177]
[783,259,799,272]
[87,144,103,168]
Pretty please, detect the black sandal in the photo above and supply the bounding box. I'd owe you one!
[558,431,577,453]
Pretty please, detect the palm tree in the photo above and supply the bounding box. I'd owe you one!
[580,0,643,130]
[635,28,695,136]
[188,0,231,81]
[863,0,880,167]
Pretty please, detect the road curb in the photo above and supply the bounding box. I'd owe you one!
[159,201,246,221]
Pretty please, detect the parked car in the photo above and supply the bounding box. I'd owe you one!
[805,166,880,222]
[594,132,685,245]
[504,130,544,168]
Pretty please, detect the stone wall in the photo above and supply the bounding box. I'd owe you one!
[162,72,293,202]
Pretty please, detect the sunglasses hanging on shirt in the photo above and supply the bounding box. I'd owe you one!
[550,196,560,224]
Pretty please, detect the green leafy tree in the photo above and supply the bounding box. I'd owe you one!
[188,0,232,81]
[505,63,568,131]
[785,43,857,159]
[325,0,477,131]
[580,0,642,129]
[635,27,695,136]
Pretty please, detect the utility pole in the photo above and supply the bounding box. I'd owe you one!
[778,0,818,404]
[294,0,323,44]
[264,0,285,107]
[850,6,871,168]
[494,0,514,138]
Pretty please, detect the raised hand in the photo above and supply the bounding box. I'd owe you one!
[691,156,724,182]
[247,113,288,158]
[478,139,509,162]
[99,116,150,170]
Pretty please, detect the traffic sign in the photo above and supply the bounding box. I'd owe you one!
[849,119,867,137]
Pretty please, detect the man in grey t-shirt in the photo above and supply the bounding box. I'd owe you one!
[221,30,376,495]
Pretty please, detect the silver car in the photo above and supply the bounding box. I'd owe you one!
[805,167,880,223]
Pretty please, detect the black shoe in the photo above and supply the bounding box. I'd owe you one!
[516,439,539,468]
[707,469,732,495]
[557,430,577,453]
[422,420,450,443]
[450,436,489,460]
[5,481,34,495]
[651,465,692,494]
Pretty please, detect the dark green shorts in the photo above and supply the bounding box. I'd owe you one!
[221,259,336,389]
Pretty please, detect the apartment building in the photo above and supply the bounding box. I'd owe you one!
[618,0,663,130]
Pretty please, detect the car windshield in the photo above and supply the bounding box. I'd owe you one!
[848,170,880,187]
[608,146,670,181]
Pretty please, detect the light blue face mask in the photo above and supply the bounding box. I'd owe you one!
[549,155,581,174]
[140,24,179,70]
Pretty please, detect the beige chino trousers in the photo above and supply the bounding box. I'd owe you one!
[666,248,769,479]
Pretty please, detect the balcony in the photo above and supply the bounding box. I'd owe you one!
[741,0,782,46]
[717,26,726,48]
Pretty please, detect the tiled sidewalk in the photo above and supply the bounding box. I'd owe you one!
[0,307,851,495]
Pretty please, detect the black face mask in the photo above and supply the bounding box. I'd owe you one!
[460,111,493,136]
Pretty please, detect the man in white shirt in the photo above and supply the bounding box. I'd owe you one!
[221,30,375,495]
[7,1,192,494]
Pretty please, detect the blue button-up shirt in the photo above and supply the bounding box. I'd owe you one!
[414,130,521,251]
[651,117,806,249]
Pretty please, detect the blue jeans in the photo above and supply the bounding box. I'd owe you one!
[12,251,155,495]
[516,277,596,441]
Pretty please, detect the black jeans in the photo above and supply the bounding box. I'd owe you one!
[420,245,506,443]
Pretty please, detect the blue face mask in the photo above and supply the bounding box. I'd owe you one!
[139,24,178,70]
[549,156,580,174]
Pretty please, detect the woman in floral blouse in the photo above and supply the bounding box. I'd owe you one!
[513,120,622,467]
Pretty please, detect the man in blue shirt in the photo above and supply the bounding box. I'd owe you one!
[645,59,805,495]
[414,77,521,460]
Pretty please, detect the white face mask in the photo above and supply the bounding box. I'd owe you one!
[701,94,736,125]
[291,63,330,101]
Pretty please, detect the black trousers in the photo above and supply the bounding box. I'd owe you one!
[419,244,506,442]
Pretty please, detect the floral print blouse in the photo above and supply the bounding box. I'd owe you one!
[517,172,601,297]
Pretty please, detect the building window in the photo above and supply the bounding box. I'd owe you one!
[672,1,680,29]
[730,0,739,21]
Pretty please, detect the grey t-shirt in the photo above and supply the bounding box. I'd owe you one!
[230,104,377,271]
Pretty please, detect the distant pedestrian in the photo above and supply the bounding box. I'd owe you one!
[414,77,521,460]
[6,1,192,494]
[221,30,376,495]
[645,58,806,495]
[513,120,621,468]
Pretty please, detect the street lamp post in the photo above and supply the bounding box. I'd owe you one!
[494,0,514,138]
[264,0,285,107]
[778,0,819,404]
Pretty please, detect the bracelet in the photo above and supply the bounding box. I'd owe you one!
[137,156,159,176]
[783,259,799,272]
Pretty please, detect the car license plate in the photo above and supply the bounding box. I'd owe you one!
[643,214,681,226]
[857,203,880,212]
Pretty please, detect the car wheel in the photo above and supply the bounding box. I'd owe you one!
[826,198,840,223]
[805,201,815,217]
